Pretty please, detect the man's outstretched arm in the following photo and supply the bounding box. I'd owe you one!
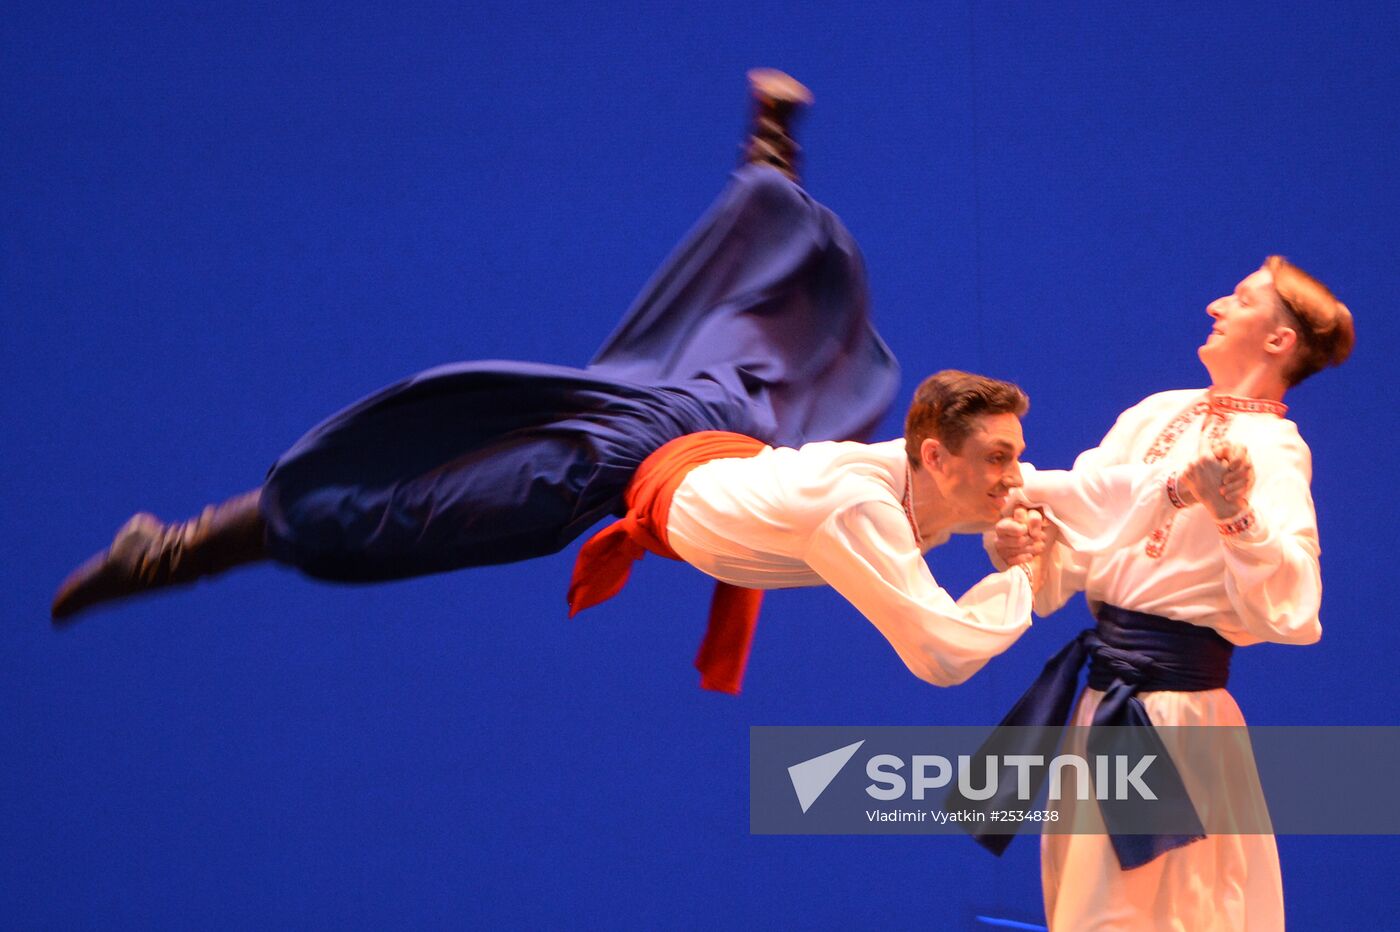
[803,499,1035,687]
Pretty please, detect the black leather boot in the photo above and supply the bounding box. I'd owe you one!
[742,68,814,183]
[51,489,267,623]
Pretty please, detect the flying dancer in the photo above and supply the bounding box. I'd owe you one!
[52,72,1046,694]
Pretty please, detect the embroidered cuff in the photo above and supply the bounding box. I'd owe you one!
[1165,473,1188,509]
[1216,508,1257,538]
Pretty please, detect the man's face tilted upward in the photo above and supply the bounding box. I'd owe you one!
[1198,266,1292,385]
[930,412,1026,523]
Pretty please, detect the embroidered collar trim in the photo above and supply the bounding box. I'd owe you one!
[903,465,924,550]
[1208,392,1287,417]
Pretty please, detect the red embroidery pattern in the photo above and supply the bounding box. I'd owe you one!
[1142,399,1233,558]
[902,465,923,550]
[1143,401,1209,464]
[1165,473,1187,509]
[1205,411,1231,449]
[1145,513,1176,558]
[1217,509,1258,537]
[1210,394,1288,417]
[1139,392,1283,558]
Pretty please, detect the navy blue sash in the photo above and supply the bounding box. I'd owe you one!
[955,604,1233,869]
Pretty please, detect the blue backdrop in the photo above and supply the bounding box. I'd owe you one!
[5,2,1397,928]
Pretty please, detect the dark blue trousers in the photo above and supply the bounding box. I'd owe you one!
[260,166,900,582]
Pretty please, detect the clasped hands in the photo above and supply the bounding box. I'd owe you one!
[1174,441,1255,519]
[993,506,1055,593]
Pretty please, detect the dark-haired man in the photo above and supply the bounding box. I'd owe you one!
[993,257,1354,930]
[656,368,1041,690]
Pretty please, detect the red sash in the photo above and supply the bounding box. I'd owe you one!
[567,431,768,694]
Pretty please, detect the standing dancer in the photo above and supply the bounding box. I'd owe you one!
[992,258,1353,929]
[53,72,1044,694]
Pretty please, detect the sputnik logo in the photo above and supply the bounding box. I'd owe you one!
[787,740,865,813]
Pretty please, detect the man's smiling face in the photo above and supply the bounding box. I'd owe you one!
[933,412,1026,523]
[1198,266,1290,383]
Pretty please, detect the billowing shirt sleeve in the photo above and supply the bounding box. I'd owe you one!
[1023,462,1178,554]
[1014,461,1177,613]
[1217,429,1322,645]
[1010,401,1153,616]
[803,498,1033,687]
[1002,394,1187,615]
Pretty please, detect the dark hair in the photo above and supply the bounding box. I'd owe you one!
[904,370,1029,466]
[1264,255,1355,386]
